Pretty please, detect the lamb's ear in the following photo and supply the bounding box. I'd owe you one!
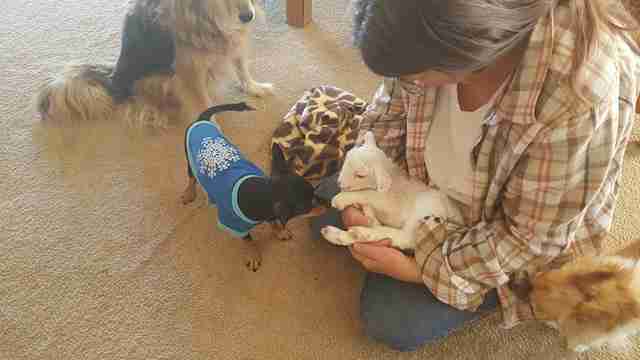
[373,164,391,192]
[363,131,377,147]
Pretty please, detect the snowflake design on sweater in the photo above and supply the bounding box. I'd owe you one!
[197,137,241,178]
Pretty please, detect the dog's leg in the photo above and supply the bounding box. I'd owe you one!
[243,233,262,272]
[175,54,214,122]
[182,176,197,205]
[233,56,273,97]
[182,123,198,204]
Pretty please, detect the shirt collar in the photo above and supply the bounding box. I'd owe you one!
[494,12,554,125]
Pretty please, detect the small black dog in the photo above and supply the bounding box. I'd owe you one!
[182,103,326,271]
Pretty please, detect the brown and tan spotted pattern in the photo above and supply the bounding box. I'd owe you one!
[272,86,368,180]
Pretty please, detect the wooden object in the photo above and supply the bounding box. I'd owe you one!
[287,0,312,27]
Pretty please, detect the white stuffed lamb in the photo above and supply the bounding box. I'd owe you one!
[321,131,463,250]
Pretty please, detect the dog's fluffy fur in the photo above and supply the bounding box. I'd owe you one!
[510,256,640,354]
[320,131,463,249]
[36,0,272,128]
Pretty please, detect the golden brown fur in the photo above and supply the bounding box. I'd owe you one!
[36,0,272,128]
[511,256,640,354]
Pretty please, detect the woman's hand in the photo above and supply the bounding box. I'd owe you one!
[349,240,423,284]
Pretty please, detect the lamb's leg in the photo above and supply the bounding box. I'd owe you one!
[361,204,381,226]
[331,191,381,211]
[348,226,414,249]
[321,225,413,249]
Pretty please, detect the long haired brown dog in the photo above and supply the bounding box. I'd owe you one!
[36,0,273,128]
[510,256,640,354]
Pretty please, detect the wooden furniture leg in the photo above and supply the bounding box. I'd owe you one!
[287,0,312,27]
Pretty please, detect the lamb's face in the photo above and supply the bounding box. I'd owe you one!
[337,132,388,191]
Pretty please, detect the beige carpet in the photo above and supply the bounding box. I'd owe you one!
[2,1,640,359]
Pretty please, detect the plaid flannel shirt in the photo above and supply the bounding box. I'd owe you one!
[357,4,640,328]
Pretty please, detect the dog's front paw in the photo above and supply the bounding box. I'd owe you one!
[246,257,261,272]
[243,239,262,272]
[181,186,197,205]
[245,81,274,97]
[277,229,293,242]
[245,249,262,272]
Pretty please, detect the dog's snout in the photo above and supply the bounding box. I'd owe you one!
[239,11,255,23]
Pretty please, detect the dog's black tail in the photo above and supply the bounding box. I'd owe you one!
[196,103,256,122]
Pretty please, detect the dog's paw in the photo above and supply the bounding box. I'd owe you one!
[277,229,293,242]
[245,81,274,97]
[181,187,197,205]
[243,239,262,272]
[246,257,262,272]
[245,249,262,272]
[321,226,353,246]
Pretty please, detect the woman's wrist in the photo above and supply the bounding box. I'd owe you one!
[396,258,423,284]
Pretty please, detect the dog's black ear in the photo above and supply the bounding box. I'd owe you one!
[271,144,291,179]
[198,102,255,122]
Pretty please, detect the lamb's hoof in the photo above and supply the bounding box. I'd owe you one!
[419,216,444,225]
[245,81,274,97]
[330,193,350,211]
[416,216,445,240]
[321,226,350,246]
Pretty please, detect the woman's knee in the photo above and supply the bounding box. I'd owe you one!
[358,273,493,352]
[360,300,428,352]
[359,275,434,352]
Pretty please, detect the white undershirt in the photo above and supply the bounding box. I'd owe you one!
[423,84,500,206]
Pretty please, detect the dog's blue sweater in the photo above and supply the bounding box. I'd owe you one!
[186,121,265,238]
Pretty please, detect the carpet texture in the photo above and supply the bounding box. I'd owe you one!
[2,1,640,359]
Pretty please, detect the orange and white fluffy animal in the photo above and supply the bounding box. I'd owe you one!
[511,256,640,354]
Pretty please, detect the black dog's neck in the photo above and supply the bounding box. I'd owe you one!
[236,177,276,223]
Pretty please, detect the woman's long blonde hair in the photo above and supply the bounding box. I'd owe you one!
[566,0,638,101]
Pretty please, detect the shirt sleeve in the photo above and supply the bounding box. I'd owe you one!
[357,78,408,165]
[414,107,621,311]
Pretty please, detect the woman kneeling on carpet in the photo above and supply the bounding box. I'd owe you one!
[311,0,640,351]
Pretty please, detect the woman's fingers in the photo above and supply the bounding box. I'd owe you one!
[349,246,377,271]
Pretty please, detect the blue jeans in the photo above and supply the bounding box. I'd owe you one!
[311,175,498,351]
[360,272,498,351]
